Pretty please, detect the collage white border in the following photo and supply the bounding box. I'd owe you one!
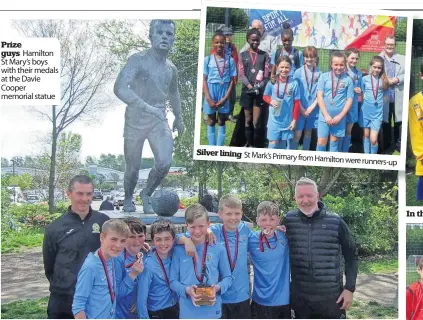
[1,3,423,320]
[401,13,423,320]
[193,0,414,171]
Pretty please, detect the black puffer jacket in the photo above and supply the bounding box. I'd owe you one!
[284,201,359,301]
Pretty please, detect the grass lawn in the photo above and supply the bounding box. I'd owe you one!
[406,174,419,206]
[1,228,44,254]
[348,300,397,319]
[1,297,48,319]
[359,256,398,274]
[1,296,396,319]
[407,271,420,286]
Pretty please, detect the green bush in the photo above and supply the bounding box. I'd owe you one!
[55,200,70,213]
[7,204,62,228]
[323,193,397,256]
[180,197,198,208]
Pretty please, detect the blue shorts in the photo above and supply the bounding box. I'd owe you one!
[346,102,358,124]
[317,118,347,138]
[203,82,230,115]
[359,102,383,132]
[296,112,318,131]
[267,128,293,141]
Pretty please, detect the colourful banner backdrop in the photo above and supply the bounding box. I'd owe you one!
[249,10,395,52]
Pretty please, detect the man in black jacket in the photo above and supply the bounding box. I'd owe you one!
[43,175,110,319]
[284,177,359,319]
[99,196,115,211]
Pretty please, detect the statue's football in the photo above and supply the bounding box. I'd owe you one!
[150,190,180,217]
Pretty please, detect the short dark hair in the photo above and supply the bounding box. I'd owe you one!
[150,218,176,240]
[149,20,176,38]
[68,175,93,192]
[212,29,225,41]
[123,217,147,235]
[246,27,261,42]
[420,58,423,73]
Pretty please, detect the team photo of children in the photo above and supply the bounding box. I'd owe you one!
[198,6,409,155]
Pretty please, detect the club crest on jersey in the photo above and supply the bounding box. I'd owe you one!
[206,253,212,262]
[241,235,247,242]
[339,82,346,88]
[414,105,422,118]
[92,223,100,233]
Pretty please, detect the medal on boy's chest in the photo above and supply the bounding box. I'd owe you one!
[223,226,239,282]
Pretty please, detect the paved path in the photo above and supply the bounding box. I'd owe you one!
[1,247,398,307]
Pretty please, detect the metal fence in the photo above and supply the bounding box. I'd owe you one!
[412,39,423,97]
[406,224,423,286]
[205,8,408,99]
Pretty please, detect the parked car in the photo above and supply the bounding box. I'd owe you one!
[26,194,41,204]
[114,192,125,207]
[93,191,103,201]
[114,193,135,210]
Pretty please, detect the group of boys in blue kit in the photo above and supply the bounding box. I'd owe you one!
[71,195,292,319]
[202,23,390,154]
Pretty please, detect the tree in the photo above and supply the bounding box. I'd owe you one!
[85,156,98,166]
[206,7,249,29]
[1,158,9,167]
[10,156,24,167]
[13,20,116,213]
[395,16,407,42]
[9,173,33,190]
[54,132,83,192]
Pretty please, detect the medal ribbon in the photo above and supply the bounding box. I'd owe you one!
[213,54,226,81]
[249,49,258,71]
[155,250,171,288]
[304,65,316,97]
[276,76,289,100]
[331,71,342,100]
[192,241,209,283]
[371,75,380,102]
[347,67,358,83]
[222,225,239,272]
[155,249,176,305]
[259,232,278,252]
[124,248,136,268]
[98,249,115,304]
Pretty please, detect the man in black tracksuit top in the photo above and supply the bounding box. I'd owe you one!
[283,177,359,319]
[43,175,110,319]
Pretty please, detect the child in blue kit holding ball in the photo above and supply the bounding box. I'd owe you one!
[293,46,321,150]
[203,30,237,146]
[360,56,390,154]
[263,56,300,149]
[316,51,354,152]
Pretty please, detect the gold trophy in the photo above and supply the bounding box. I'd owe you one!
[194,265,214,306]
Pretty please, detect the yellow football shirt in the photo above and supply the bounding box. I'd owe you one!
[409,91,423,176]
